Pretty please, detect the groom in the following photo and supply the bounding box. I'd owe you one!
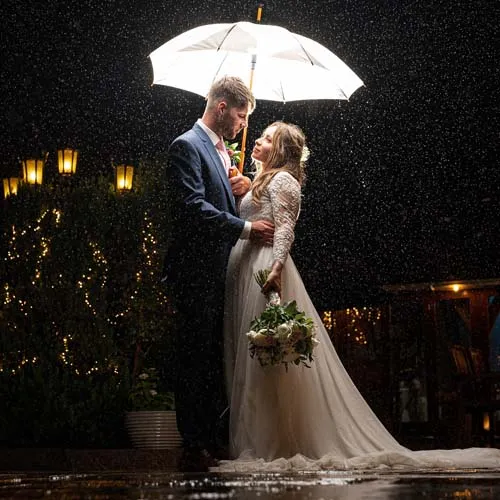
[162,76,274,470]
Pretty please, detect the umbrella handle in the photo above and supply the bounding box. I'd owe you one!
[238,4,263,173]
[238,128,248,173]
[238,53,257,173]
[257,3,263,22]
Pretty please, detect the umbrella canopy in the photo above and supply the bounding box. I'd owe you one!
[149,21,363,102]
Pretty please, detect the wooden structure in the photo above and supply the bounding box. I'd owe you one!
[383,278,500,448]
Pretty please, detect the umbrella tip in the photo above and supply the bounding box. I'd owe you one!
[256,3,264,22]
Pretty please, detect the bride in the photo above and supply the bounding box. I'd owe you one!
[217,121,500,471]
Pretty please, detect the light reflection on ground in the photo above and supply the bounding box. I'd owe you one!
[0,470,500,499]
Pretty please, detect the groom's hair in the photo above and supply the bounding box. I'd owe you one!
[206,76,256,112]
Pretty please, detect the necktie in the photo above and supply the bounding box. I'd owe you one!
[215,139,231,175]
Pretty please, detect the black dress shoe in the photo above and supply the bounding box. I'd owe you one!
[179,447,219,472]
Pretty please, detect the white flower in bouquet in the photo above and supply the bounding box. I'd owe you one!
[248,329,278,347]
[276,322,293,341]
[246,269,318,369]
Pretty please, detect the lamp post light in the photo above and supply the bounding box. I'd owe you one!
[115,164,134,192]
[21,156,47,186]
[57,148,78,176]
[3,177,20,199]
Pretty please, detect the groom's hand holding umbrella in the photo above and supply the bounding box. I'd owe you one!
[229,168,251,196]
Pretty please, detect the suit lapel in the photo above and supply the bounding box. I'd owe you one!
[192,124,237,213]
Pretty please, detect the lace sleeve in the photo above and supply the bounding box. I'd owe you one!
[268,172,302,264]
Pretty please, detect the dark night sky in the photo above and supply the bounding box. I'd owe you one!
[1,0,499,308]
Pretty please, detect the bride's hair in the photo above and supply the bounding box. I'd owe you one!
[251,121,308,205]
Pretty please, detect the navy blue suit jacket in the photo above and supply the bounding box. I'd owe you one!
[162,123,246,297]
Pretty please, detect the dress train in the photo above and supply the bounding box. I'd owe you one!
[217,173,500,471]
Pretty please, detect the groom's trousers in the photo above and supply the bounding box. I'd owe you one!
[170,282,229,451]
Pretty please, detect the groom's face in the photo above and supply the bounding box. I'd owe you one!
[217,102,251,140]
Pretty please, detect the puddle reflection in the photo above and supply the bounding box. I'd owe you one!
[0,471,499,499]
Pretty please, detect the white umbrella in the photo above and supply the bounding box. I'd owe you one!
[149,21,364,167]
[150,21,363,102]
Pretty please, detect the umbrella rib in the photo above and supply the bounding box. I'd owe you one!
[289,33,350,100]
[290,33,316,66]
[279,81,286,103]
[217,23,238,51]
[211,23,237,87]
[197,24,239,90]
[211,51,230,88]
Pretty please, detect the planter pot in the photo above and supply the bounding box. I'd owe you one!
[125,410,182,449]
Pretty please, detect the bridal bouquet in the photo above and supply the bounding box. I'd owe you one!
[246,269,318,368]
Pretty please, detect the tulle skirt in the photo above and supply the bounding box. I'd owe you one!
[219,239,500,471]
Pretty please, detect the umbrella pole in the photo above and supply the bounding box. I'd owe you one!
[237,3,264,173]
[238,54,256,173]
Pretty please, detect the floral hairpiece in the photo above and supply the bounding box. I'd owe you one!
[301,145,310,163]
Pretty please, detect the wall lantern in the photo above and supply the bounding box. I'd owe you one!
[115,164,134,192]
[57,148,78,176]
[483,413,491,432]
[3,177,20,199]
[22,156,46,186]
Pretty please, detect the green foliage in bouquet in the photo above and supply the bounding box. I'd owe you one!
[247,269,318,369]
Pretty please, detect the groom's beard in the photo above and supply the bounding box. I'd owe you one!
[216,114,240,140]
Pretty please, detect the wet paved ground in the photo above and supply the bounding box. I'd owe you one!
[1,470,500,499]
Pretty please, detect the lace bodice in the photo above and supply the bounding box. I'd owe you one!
[240,171,301,264]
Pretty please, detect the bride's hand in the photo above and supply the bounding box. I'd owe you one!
[261,262,283,296]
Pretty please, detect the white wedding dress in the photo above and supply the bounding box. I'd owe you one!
[216,171,500,472]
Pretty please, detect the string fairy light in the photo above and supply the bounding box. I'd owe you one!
[2,197,169,378]
[323,306,382,346]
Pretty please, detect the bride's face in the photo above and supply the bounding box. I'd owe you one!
[251,126,276,167]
